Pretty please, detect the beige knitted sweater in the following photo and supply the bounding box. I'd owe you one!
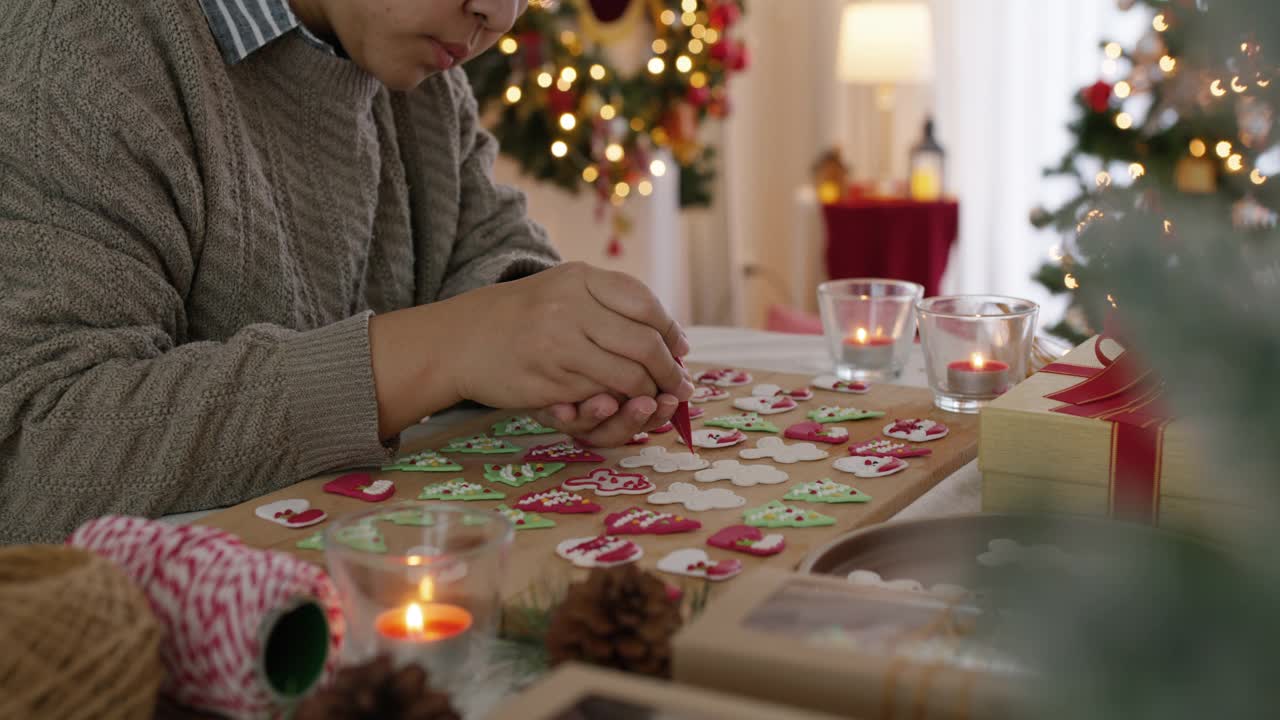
[0,0,559,542]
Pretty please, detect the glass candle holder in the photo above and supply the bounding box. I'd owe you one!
[324,502,513,695]
[817,279,923,382]
[915,295,1039,413]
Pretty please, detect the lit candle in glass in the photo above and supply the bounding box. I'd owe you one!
[374,575,473,668]
[841,327,895,368]
[946,352,1011,397]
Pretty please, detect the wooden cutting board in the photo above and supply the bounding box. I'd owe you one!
[198,366,977,602]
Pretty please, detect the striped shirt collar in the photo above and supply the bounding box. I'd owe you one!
[198,0,336,64]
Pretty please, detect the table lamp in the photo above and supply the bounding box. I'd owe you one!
[837,2,934,195]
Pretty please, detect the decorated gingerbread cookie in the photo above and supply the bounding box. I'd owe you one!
[693,368,753,387]
[738,436,829,464]
[417,479,505,501]
[382,450,461,473]
[481,462,566,488]
[656,549,743,582]
[743,500,835,528]
[523,441,606,463]
[618,446,709,473]
[808,406,885,424]
[494,505,556,531]
[883,419,950,442]
[381,508,437,526]
[693,459,789,487]
[732,394,798,415]
[491,415,558,437]
[441,434,519,454]
[648,482,746,511]
[295,531,325,551]
[784,479,872,504]
[706,525,787,557]
[849,438,932,459]
[604,506,702,535]
[333,522,387,554]
[556,535,643,568]
[690,385,731,403]
[561,468,656,496]
[811,375,871,394]
[752,384,815,401]
[704,412,780,433]
[682,428,748,449]
[783,421,849,445]
[514,488,602,515]
[254,499,327,528]
[832,455,908,478]
[323,473,395,502]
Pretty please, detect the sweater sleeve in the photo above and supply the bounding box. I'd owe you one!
[0,6,391,543]
[436,69,560,300]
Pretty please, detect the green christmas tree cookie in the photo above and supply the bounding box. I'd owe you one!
[418,479,505,501]
[784,479,872,504]
[492,415,558,437]
[441,434,520,454]
[381,508,436,527]
[494,504,556,530]
[744,499,835,528]
[482,462,566,488]
[807,406,886,424]
[295,531,325,551]
[382,450,462,472]
[334,523,387,554]
[704,413,780,433]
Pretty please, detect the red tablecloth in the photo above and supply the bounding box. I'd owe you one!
[820,197,959,298]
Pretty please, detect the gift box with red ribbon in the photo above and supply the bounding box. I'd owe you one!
[980,336,1251,533]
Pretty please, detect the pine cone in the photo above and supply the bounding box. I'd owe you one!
[293,655,460,720]
[545,565,683,678]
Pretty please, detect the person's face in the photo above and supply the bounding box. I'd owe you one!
[324,0,529,90]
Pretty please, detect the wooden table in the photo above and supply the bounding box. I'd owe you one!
[197,365,978,602]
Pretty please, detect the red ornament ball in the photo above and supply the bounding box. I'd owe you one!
[687,85,711,106]
[1082,81,1113,113]
[709,2,741,30]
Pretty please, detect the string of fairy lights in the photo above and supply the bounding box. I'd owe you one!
[466,0,745,223]
[1051,7,1279,295]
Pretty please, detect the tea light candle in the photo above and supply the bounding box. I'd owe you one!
[375,601,473,643]
[947,353,1010,397]
[841,327,894,368]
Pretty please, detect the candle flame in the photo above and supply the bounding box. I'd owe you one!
[406,602,425,634]
[419,576,435,602]
[406,555,423,567]
[854,327,868,343]
[971,352,986,369]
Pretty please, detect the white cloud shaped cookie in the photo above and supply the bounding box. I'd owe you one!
[618,446,710,473]
[693,460,789,487]
[738,436,829,464]
[648,482,746,511]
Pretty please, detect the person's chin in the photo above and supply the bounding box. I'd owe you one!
[379,65,439,92]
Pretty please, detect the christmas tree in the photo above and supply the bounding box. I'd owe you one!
[464,0,747,255]
[1032,0,1280,342]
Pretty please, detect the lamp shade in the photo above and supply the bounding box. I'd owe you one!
[836,2,934,85]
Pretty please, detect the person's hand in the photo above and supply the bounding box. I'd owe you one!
[368,262,692,439]
[438,262,693,410]
[534,391,680,447]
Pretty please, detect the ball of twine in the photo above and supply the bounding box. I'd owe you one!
[0,545,163,720]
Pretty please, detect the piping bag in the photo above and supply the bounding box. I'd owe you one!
[674,357,695,452]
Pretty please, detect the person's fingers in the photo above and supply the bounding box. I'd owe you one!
[546,403,576,425]
[583,267,688,357]
[575,396,658,447]
[583,308,692,399]
[533,394,620,437]
[643,393,679,431]
[566,336,659,399]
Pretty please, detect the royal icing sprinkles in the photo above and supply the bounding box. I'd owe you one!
[417,479,505,501]
[808,406,885,424]
[514,488,602,514]
[556,535,643,568]
[441,434,520,454]
[883,419,950,442]
[743,500,835,528]
[604,506,702,535]
[481,462,566,488]
[492,415,558,436]
[494,505,556,530]
[783,479,872,504]
[382,450,461,472]
[704,413,780,433]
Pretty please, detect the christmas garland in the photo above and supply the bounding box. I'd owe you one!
[465,0,747,220]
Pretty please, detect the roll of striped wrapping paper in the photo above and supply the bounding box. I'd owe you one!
[68,516,344,719]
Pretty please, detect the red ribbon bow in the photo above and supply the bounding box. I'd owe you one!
[1040,336,1174,523]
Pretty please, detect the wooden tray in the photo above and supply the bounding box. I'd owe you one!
[198,366,978,601]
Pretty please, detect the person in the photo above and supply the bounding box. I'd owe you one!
[0,0,693,543]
